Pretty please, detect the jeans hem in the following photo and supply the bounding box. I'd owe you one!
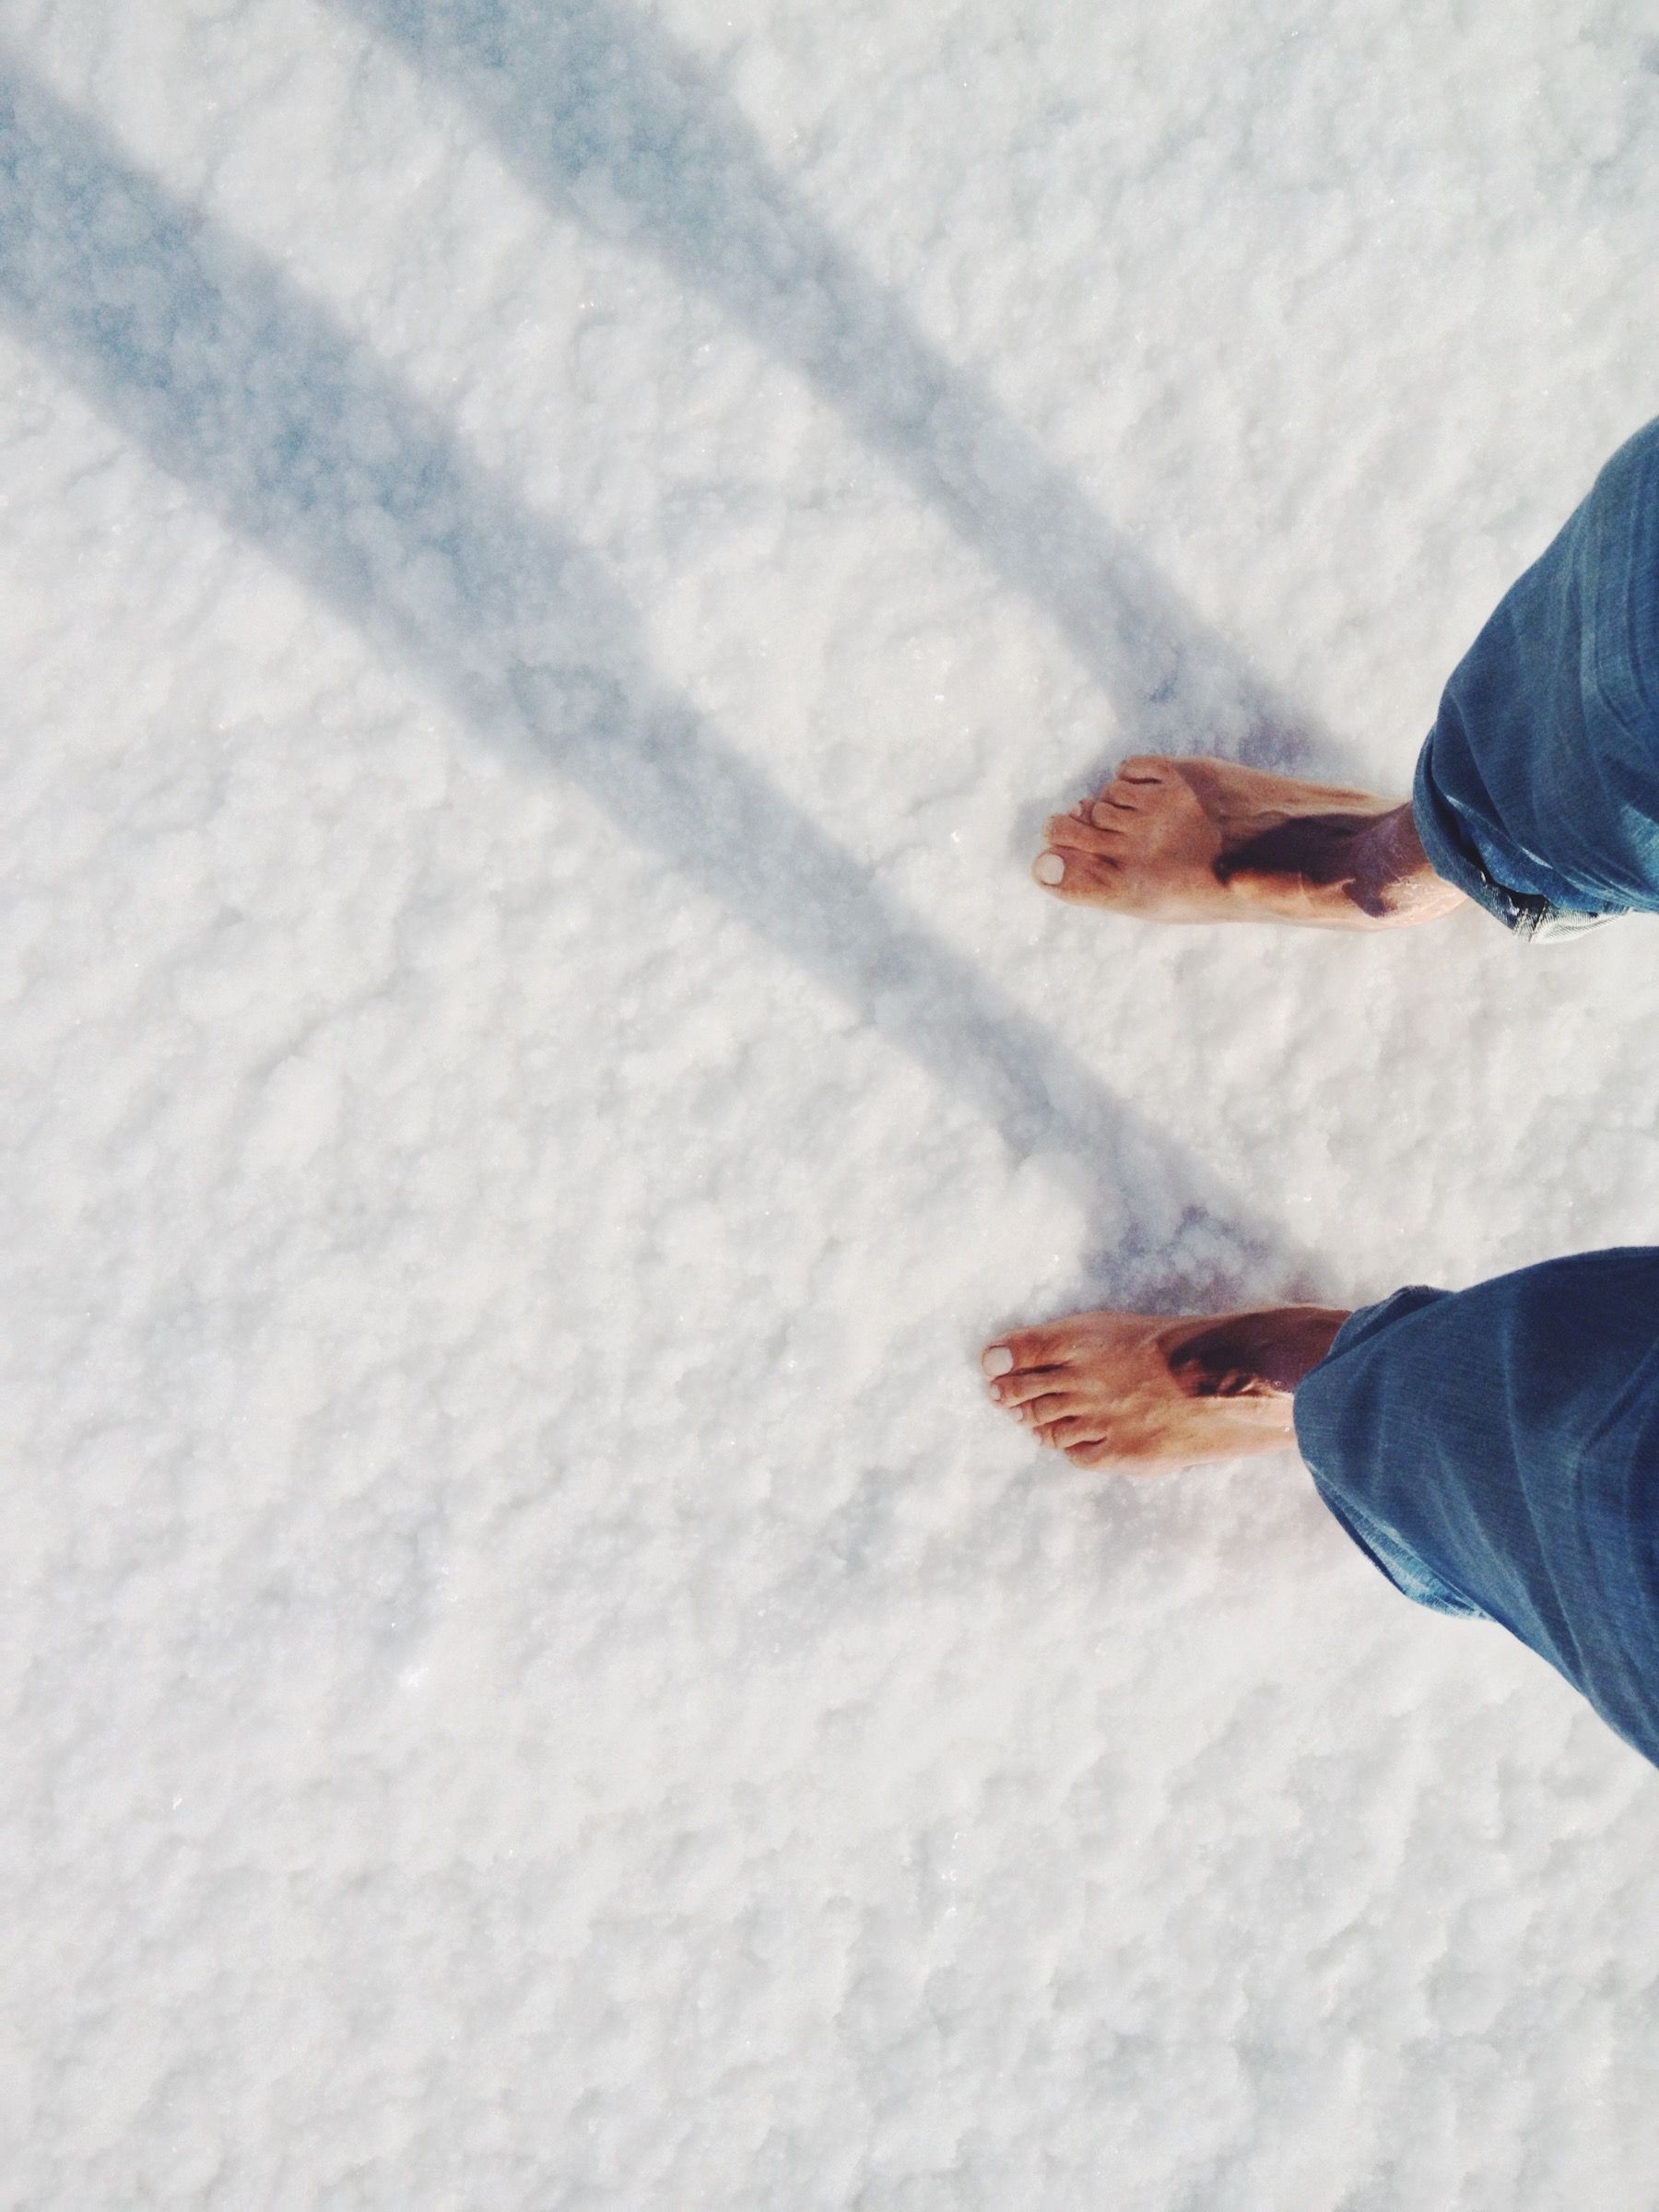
[1307,1467,1489,1621]
[1298,1298,1491,1621]
[1410,742,1624,942]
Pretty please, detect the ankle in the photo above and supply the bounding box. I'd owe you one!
[1162,1306,1351,1399]
[1216,801,1458,927]
[1360,805,1467,922]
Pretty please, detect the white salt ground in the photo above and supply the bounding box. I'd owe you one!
[3,0,1659,2203]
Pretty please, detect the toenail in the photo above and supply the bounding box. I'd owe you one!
[1033,853,1065,886]
[987,1382,1003,1403]
[982,1346,1015,1377]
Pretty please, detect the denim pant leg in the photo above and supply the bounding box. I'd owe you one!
[1411,416,1659,935]
[1294,1251,1659,1767]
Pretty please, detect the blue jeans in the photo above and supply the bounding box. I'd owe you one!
[1298,1260,1659,1766]
[1410,415,1659,936]
[1298,418,1659,1764]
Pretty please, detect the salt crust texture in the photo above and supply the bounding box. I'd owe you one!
[3,0,1658,2204]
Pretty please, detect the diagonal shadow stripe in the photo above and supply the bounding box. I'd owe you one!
[331,0,1362,782]
[0,62,1317,1308]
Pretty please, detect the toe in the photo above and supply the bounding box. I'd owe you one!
[1062,1439,1121,1469]
[1044,813,1120,854]
[1028,1398,1072,1430]
[987,1382,1041,1418]
[1049,1414,1111,1449]
[1032,848,1120,899]
[1116,754,1176,782]
[990,1326,1073,1373]
[995,1367,1074,1410]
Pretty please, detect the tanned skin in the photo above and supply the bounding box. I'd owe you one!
[989,753,1464,1471]
[1030,755,1465,930]
[982,1306,1351,1474]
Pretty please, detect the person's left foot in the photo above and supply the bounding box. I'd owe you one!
[1031,756,1465,928]
[982,1304,1351,1473]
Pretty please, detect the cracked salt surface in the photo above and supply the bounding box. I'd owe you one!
[3,0,1658,2203]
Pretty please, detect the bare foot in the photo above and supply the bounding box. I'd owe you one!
[1033,755,1466,928]
[981,1304,1351,1474]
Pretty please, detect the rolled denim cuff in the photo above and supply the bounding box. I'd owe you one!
[1410,739,1620,943]
[1296,1295,1488,1620]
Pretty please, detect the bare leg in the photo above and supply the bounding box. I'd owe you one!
[1033,756,1466,929]
[982,1304,1351,1473]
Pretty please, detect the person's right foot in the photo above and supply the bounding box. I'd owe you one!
[1033,755,1466,928]
[982,1303,1351,1473]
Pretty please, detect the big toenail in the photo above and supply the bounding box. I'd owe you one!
[982,1346,1015,1377]
[1033,853,1065,886]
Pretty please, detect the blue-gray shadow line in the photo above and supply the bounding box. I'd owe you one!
[330,0,1367,785]
[0,63,1317,1308]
